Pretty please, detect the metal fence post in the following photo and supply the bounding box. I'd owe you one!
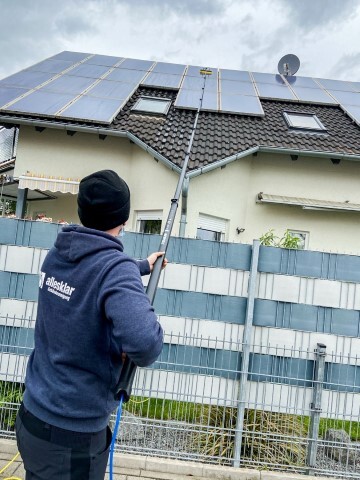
[233,239,260,468]
[306,342,327,475]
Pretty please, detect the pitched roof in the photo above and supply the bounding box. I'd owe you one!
[0,52,360,170]
[111,87,360,170]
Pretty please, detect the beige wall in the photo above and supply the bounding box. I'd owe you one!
[187,153,360,253]
[15,126,179,228]
[14,126,360,253]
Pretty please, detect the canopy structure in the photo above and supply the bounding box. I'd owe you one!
[18,173,80,194]
[257,192,360,212]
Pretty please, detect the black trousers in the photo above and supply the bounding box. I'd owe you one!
[15,403,112,480]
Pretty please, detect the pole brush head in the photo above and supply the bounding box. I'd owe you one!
[200,68,213,76]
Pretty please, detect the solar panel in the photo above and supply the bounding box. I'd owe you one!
[0,70,55,89]
[6,91,75,115]
[220,79,257,96]
[285,76,320,88]
[220,69,251,82]
[256,83,297,100]
[221,93,264,115]
[351,82,360,93]
[41,75,97,95]
[105,68,146,83]
[342,104,360,124]
[87,80,135,100]
[316,78,354,92]
[253,72,286,85]
[59,95,123,123]
[152,62,186,75]
[84,55,122,67]
[291,86,337,104]
[175,89,217,111]
[0,86,30,108]
[118,58,154,71]
[67,64,112,79]
[181,75,217,92]
[28,59,76,74]
[328,90,360,107]
[50,51,90,62]
[142,72,182,89]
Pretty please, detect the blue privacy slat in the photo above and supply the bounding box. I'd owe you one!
[249,354,310,389]
[325,363,360,393]
[0,326,34,355]
[155,343,242,379]
[254,299,360,337]
[0,219,62,248]
[154,289,247,323]
[123,233,251,270]
[0,272,39,301]
[258,245,360,282]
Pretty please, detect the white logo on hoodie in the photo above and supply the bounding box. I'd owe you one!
[39,272,76,302]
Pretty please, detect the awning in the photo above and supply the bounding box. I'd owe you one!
[257,193,360,212]
[19,173,80,194]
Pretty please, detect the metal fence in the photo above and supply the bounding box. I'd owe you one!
[0,315,359,477]
[0,219,360,478]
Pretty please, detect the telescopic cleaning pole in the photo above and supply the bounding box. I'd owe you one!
[113,67,213,403]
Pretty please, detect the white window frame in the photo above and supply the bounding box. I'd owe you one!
[196,213,228,242]
[135,210,163,234]
[288,230,309,250]
[283,111,326,131]
[131,96,171,115]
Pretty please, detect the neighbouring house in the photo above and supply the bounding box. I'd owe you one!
[1,52,360,252]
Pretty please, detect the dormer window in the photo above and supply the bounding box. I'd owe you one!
[283,112,326,131]
[132,96,171,115]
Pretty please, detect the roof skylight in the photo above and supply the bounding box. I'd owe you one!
[283,112,326,131]
[132,96,171,115]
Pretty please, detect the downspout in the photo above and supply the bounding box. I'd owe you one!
[187,147,259,178]
[179,176,189,237]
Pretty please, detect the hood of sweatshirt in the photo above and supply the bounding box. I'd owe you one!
[54,224,123,262]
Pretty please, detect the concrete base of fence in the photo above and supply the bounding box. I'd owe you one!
[0,439,334,480]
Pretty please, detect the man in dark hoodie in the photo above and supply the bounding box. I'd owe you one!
[15,170,165,480]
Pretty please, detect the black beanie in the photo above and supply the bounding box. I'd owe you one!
[77,170,130,231]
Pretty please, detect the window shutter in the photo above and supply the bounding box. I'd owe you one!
[198,214,227,233]
[136,210,163,221]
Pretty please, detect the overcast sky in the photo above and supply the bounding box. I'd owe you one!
[1,0,360,81]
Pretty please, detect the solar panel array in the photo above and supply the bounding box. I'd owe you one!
[0,51,360,125]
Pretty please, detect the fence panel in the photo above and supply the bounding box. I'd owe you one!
[0,218,359,478]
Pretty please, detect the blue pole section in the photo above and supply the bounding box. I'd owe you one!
[109,396,123,480]
[233,239,260,468]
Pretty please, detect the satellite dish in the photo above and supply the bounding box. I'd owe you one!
[277,54,300,76]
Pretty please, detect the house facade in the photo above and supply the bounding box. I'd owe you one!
[1,53,360,253]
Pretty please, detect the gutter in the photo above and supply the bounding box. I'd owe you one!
[0,115,181,175]
[2,115,360,176]
[187,145,360,178]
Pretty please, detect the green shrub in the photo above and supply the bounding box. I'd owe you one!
[0,381,24,431]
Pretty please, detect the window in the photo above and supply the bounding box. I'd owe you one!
[196,213,227,242]
[288,230,309,250]
[136,210,162,234]
[132,97,171,115]
[283,112,326,131]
